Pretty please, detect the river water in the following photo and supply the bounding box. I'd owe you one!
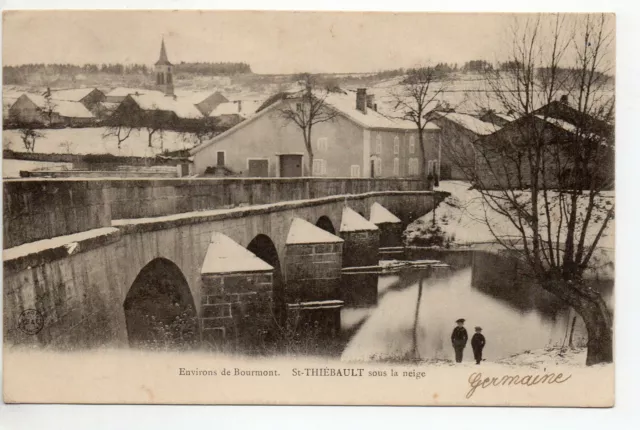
[338,251,614,363]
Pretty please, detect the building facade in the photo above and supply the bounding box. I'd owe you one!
[190,89,440,178]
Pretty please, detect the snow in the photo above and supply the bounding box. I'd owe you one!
[369,202,401,224]
[2,159,73,178]
[209,101,242,116]
[408,180,615,251]
[3,227,120,262]
[536,115,578,133]
[340,207,379,232]
[130,93,203,119]
[105,87,164,98]
[3,127,196,157]
[21,93,94,118]
[200,232,273,275]
[286,218,344,245]
[51,88,97,102]
[288,300,345,309]
[435,112,499,135]
[497,346,588,368]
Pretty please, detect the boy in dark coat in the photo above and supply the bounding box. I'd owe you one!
[451,318,468,363]
[471,326,486,364]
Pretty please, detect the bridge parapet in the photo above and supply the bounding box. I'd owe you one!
[4,178,430,248]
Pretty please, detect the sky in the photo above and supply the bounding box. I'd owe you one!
[2,11,615,74]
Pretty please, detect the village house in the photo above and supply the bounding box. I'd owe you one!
[430,111,498,180]
[50,87,106,115]
[190,88,441,178]
[473,100,614,190]
[175,90,230,116]
[8,93,95,127]
[208,99,263,128]
[478,110,519,127]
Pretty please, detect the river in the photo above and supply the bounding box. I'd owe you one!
[338,251,613,363]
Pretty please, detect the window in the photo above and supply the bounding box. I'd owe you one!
[393,158,400,176]
[350,164,361,178]
[409,136,416,154]
[408,158,419,176]
[296,103,303,112]
[317,137,328,152]
[376,134,383,154]
[393,136,400,155]
[313,159,327,176]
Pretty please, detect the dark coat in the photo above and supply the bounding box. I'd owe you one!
[451,326,468,347]
[471,333,486,350]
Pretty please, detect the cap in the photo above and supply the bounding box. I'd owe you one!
[456,318,465,323]
[475,326,482,331]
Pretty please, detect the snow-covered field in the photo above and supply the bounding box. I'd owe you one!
[3,127,198,158]
[407,180,615,250]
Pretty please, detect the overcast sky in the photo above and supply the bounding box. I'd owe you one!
[2,11,615,74]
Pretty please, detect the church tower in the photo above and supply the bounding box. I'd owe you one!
[155,38,174,96]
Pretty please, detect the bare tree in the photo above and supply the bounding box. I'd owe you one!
[17,123,44,153]
[444,14,615,365]
[277,74,338,175]
[388,66,455,179]
[41,87,58,126]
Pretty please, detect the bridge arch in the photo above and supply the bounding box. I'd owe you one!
[247,234,284,321]
[123,258,199,350]
[315,215,336,235]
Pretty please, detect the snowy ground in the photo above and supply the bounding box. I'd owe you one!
[3,127,198,158]
[406,180,614,250]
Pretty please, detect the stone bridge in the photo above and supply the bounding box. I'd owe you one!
[3,178,446,351]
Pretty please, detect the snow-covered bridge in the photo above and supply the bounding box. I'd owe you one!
[3,178,446,350]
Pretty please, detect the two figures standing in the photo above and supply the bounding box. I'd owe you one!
[450,318,485,364]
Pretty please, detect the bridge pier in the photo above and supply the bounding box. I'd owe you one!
[200,233,274,351]
[369,202,404,248]
[339,207,380,268]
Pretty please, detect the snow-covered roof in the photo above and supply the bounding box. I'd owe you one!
[173,90,218,105]
[535,115,577,134]
[22,94,94,118]
[340,207,379,232]
[369,202,401,224]
[436,112,499,135]
[201,232,273,275]
[129,93,203,119]
[51,88,99,102]
[324,91,440,131]
[286,218,344,245]
[210,101,242,116]
[209,100,264,118]
[106,87,164,98]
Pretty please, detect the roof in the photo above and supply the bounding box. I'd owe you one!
[201,232,273,275]
[369,202,401,224]
[435,112,499,136]
[50,88,99,102]
[340,207,379,232]
[129,93,203,119]
[173,90,225,105]
[21,93,94,118]
[210,101,242,116]
[106,87,164,98]
[286,218,344,245]
[535,115,577,133]
[155,38,172,66]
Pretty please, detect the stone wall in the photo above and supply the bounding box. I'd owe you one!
[340,230,380,268]
[3,180,112,249]
[284,243,343,303]
[200,271,273,351]
[377,222,404,248]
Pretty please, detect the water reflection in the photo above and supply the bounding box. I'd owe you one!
[340,251,613,363]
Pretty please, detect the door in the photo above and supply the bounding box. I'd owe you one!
[279,154,303,177]
[248,159,269,177]
[216,151,225,166]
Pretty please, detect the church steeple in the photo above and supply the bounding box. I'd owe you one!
[154,37,174,96]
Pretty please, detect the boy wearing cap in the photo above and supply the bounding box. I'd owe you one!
[451,318,468,363]
[471,326,486,364]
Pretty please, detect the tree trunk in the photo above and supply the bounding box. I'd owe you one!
[574,293,613,365]
[419,132,427,179]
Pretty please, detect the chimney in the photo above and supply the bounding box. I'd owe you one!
[356,88,367,114]
[560,94,569,104]
[366,94,376,111]
[237,100,242,113]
